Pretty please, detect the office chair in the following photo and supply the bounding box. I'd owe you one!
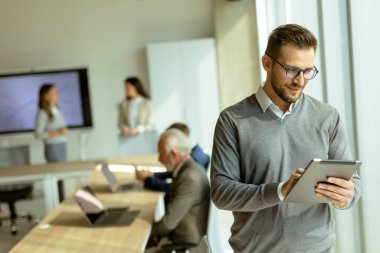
[157,203,223,253]
[198,236,212,253]
[156,203,214,253]
[159,236,211,253]
[0,145,35,235]
[157,242,198,253]
[204,202,225,253]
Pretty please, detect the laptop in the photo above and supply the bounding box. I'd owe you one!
[100,163,137,192]
[75,186,139,227]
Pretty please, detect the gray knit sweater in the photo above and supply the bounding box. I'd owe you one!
[34,108,66,144]
[211,93,361,253]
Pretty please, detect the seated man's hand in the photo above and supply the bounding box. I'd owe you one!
[315,176,355,209]
[135,170,153,182]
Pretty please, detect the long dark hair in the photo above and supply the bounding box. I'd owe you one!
[125,77,150,100]
[38,84,55,120]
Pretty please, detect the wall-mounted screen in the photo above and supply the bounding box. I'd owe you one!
[0,68,92,134]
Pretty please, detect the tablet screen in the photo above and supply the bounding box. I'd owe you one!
[284,159,361,203]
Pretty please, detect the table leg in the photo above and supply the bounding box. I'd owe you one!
[154,194,165,222]
[42,175,59,213]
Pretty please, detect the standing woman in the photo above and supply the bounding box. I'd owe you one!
[35,84,67,201]
[119,77,152,137]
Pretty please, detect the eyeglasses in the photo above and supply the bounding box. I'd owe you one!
[268,55,319,80]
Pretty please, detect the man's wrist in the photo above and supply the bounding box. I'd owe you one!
[277,182,285,201]
[337,201,351,210]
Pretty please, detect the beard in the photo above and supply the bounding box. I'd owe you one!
[270,71,304,104]
[163,153,175,172]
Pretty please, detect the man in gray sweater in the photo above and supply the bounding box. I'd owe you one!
[211,24,361,253]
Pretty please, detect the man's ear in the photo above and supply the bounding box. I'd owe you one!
[262,55,272,72]
[170,149,178,160]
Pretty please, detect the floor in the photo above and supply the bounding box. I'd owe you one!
[0,194,45,253]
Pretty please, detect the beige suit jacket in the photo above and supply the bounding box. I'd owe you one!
[153,159,210,245]
[118,97,152,131]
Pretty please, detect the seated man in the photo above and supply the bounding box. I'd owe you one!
[168,123,210,169]
[136,123,209,204]
[148,129,210,251]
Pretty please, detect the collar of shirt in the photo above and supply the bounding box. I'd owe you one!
[256,85,299,119]
[128,96,143,128]
[130,95,143,105]
[173,158,190,178]
[51,106,59,116]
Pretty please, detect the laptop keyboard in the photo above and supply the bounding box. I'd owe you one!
[98,210,139,226]
[101,212,125,224]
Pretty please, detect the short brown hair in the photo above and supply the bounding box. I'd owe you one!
[166,123,190,136]
[265,24,317,59]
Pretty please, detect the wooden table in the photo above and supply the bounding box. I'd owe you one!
[106,154,159,166]
[9,163,164,253]
[0,154,160,213]
[0,160,98,212]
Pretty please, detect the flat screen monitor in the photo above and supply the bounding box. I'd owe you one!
[0,68,93,134]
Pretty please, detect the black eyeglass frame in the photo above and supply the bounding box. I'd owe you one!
[267,55,319,80]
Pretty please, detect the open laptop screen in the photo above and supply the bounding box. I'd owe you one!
[100,163,119,191]
[75,188,104,214]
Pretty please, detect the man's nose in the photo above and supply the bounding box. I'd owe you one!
[293,71,306,85]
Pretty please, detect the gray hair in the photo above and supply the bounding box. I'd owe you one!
[160,129,192,156]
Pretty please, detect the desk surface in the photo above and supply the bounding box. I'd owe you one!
[10,169,163,253]
[0,154,161,213]
[0,160,98,179]
[0,154,159,179]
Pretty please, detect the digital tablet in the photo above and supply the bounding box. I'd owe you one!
[284,159,362,203]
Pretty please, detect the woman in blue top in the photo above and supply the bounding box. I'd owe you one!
[35,84,68,202]
[35,84,68,162]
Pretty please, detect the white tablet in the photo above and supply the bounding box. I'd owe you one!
[284,159,362,203]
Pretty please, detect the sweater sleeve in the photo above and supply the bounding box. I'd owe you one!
[34,110,48,140]
[210,111,280,212]
[191,145,210,169]
[144,173,172,194]
[153,172,173,180]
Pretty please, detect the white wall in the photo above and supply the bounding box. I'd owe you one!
[0,0,213,163]
[147,38,220,153]
[350,0,380,252]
